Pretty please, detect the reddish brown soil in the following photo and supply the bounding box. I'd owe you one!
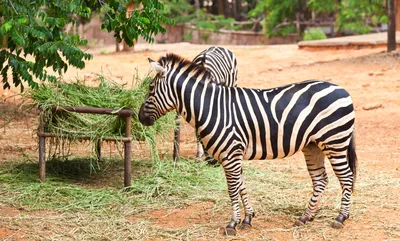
[1,43,400,240]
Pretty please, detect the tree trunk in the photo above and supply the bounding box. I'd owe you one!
[396,0,400,31]
[194,0,200,16]
[388,0,397,52]
[224,0,232,17]
[218,0,224,15]
[236,0,242,21]
[231,0,237,20]
[122,2,136,52]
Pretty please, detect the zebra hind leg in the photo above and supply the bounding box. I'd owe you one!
[325,138,356,229]
[295,143,328,226]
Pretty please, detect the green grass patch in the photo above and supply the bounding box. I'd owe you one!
[303,28,327,41]
[1,157,399,240]
[0,157,227,213]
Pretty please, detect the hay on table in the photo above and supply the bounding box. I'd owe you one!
[27,75,174,167]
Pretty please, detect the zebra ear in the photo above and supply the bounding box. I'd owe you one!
[148,58,166,74]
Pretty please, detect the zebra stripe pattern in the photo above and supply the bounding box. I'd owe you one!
[139,54,358,232]
[192,46,238,87]
[192,46,238,162]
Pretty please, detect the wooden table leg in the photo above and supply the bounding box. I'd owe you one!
[39,121,46,182]
[173,112,180,163]
[124,116,132,188]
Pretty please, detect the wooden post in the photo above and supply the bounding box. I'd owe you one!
[39,120,46,182]
[95,140,101,162]
[296,12,301,36]
[173,112,180,163]
[388,0,397,52]
[124,116,132,188]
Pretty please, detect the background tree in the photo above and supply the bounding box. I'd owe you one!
[249,0,388,37]
[0,0,172,91]
[387,0,397,52]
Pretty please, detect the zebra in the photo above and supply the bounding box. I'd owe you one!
[138,53,358,235]
[192,46,238,87]
[192,46,238,163]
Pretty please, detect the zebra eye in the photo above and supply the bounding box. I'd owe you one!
[149,84,154,92]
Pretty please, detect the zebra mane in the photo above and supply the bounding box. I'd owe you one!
[158,53,210,79]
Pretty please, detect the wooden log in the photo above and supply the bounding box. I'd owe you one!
[37,132,132,142]
[40,105,134,117]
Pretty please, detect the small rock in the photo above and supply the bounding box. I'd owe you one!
[362,103,383,111]
[368,72,384,77]
[362,83,371,88]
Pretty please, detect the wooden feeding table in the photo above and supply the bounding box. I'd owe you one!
[37,105,134,188]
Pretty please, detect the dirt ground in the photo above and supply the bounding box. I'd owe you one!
[1,43,400,240]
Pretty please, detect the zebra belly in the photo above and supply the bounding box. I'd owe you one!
[242,137,306,160]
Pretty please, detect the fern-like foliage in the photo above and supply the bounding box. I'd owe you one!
[0,0,171,91]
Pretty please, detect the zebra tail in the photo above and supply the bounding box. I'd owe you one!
[348,132,358,192]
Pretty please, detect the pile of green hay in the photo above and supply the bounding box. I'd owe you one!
[27,75,175,159]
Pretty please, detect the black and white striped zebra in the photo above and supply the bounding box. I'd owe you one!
[192,46,238,162]
[192,46,238,87]
[138,54,358,234]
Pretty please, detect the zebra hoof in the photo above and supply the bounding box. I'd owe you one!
[331,220,344,229]
[294,219,306,227]
[294,216,313,227]
[219,227,236,236]
[331,213,347,229]
[239,214,253,230]
[239,222,252,230]
[206,158,219,167]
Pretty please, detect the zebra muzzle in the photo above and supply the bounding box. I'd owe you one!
[138,104,155,126]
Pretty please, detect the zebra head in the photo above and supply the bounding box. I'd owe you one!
[138,57,174,126]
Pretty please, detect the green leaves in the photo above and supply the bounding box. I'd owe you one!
[336,0,386,34]
[101,0,172,46]
[251,0,387,37]
[1,0,170,92]
[2,22,12,32]
[0,0,94,91]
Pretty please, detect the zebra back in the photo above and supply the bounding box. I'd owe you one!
[192,46,238,87]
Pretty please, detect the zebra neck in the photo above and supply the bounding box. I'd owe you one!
[174,76,223,130]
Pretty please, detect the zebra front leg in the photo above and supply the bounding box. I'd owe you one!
[196,136,219,166]
[238,170,255,230]
[296,143,328,226]
[219,157,245,235]
[196,138,204,161]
